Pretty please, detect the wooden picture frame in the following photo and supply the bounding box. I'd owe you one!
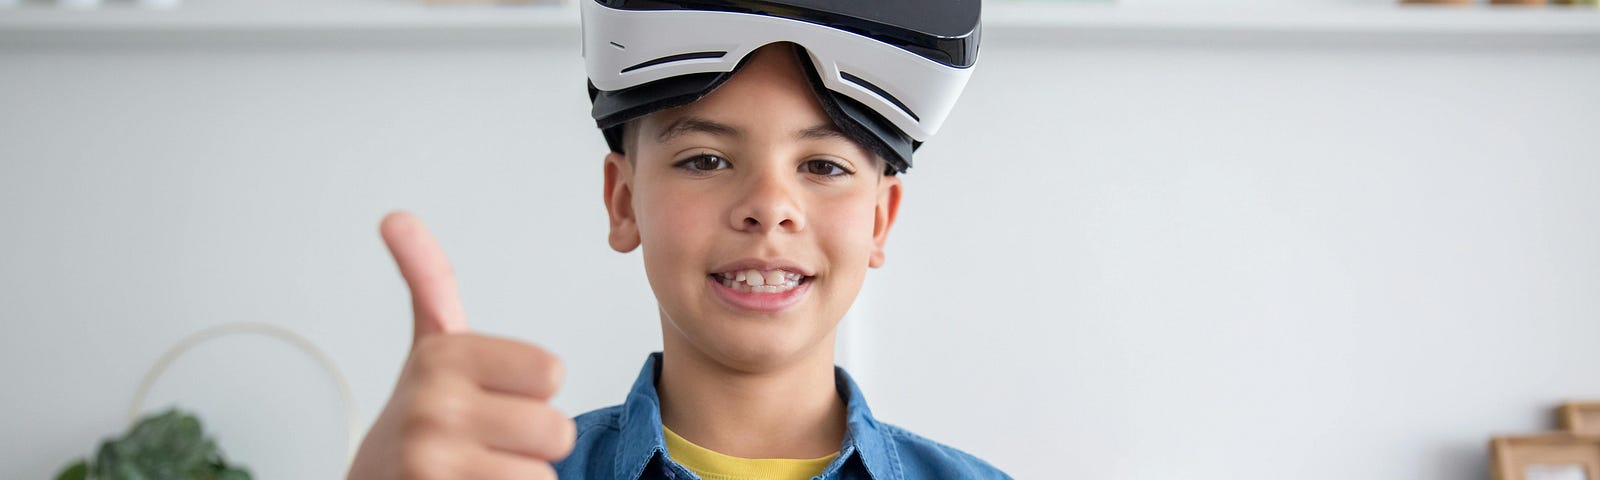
[1562,402,1600,436]
[1492,433,1600,480]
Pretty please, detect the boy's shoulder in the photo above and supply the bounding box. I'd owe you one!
[872,420,1012,480]
[553,405,627,477]
[572,403,625,433]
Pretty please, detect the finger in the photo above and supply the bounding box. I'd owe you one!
[381,210,470,342]
[473,393,576,461]
[426,335,564,399]
[462,449,557,480]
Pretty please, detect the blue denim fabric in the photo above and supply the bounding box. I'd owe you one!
[553,353,1010,480]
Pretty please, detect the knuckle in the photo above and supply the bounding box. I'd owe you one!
[404,388,470,436]
[397,408,438,441]
[411,337,467,378]
[431,393,473,430]
[399,438,450,480]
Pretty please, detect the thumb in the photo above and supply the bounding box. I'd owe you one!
[380,210,470,344]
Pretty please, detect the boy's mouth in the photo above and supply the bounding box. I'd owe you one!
[709,269,812,294]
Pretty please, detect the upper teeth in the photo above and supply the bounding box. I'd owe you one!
[720,269,804,287]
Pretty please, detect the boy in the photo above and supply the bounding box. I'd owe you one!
[348,2,1006,479]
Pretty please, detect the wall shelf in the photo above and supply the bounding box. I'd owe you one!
[1,2,1597,47]
[0,2,582,46]
[984,4,1600,47]
[989,4,1600,33]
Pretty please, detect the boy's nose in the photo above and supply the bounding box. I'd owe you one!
[731,173,804,234]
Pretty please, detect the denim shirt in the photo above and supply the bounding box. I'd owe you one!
[553,353,1010,480]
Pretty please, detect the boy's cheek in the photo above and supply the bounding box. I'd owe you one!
[823,204,882,244]
[636,194,713,240]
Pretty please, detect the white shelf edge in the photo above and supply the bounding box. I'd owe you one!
[0,3,581,46]
[984,4,1600,35]
[0,2,578,28]
[1,3,1597,46]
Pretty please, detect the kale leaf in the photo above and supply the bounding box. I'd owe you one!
[56,409,253,480]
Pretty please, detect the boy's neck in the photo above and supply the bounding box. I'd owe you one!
[656,332,847,460]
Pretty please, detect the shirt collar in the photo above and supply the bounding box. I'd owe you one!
[613,353,669,479]
[832,360,900,480]
[612,352,902,480]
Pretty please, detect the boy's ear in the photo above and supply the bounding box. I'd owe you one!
[603,152,641,253]
[868,174,903,268]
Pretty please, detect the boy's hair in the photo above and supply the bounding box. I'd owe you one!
[619,117,642,159]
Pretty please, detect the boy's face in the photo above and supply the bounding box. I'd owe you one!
[602,44,902,372]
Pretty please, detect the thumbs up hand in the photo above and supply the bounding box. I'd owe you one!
[348,211,575,480]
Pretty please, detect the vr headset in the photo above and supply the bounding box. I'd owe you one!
[582,0,981,174]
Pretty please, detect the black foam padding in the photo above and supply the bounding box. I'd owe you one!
[590,71,735,154]
[791,47,913,175]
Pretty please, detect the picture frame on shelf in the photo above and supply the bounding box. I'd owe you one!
[1492,433,1600,480]
[1562,402,1600,436]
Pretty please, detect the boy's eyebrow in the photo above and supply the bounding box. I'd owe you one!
[795,123,847,141]
[656,116,741,143]
[655,117,849,144]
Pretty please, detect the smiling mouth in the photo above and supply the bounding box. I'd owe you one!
[709,269,813,294]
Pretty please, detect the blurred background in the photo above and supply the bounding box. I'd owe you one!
[3,0,1599,478]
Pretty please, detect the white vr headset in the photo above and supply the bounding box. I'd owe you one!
[581,0,981,174]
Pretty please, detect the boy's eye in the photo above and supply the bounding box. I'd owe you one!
[675,154,729,173]
[802,159,853,177]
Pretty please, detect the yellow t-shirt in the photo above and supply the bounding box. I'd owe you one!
[662,426,838,480]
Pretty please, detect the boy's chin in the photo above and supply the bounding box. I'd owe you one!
[679,317,834,374]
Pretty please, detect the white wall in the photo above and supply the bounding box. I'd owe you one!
[866,36,1600,479]
[3,10,1599,480]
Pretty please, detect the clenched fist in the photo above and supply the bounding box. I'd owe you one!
[348,211,575,480]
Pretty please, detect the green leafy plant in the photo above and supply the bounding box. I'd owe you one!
[56,409,252,480]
